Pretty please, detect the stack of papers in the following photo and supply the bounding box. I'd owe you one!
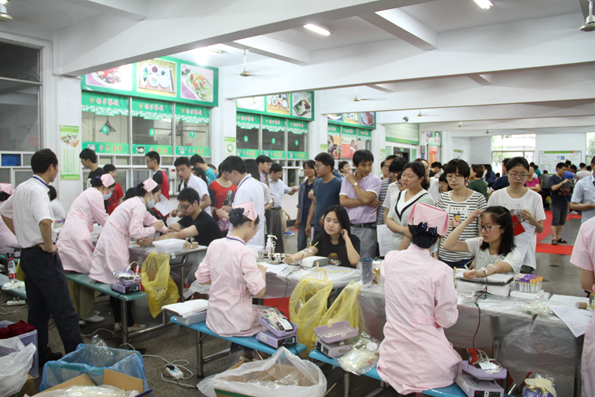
[454,271,514,285]
[162,299,208,318]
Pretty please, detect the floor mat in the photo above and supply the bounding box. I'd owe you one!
[534,210,578,256]
[536,243,574,256]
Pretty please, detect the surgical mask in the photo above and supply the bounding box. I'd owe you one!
[147,199,155,208]
[103,192,113,200]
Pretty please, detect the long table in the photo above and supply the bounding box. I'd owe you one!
[357,284,583,395]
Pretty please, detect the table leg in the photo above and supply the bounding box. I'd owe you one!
[343,371,350,397]
[197,331,204,378]
[121,300,128,346]
[180,266,186,302]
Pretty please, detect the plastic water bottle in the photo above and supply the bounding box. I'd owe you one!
[7,258,16,280]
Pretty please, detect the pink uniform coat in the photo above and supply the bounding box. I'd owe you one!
[569,217,595,396]
[57,188,110,274]
[89,197,161,284]
[195,235,266,337]
[377,244,461,394]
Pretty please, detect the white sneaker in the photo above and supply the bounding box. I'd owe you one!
[79,320,86,326]
[128,323,147,332]
[114,322,121,331]
[81,314,104,323]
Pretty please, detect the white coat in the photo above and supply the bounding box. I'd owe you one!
[195,235,265,337]
[89,197,163,284]
[0,215,18,254]
[57,188,109,274]
[377,244,461,394]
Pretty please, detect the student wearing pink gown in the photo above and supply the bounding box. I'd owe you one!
[569,216,595,396]
[57,174,114,323]
[0,184,18,254]
[196,202,266,345]
[89,178,166,331]
[378,203,461,394]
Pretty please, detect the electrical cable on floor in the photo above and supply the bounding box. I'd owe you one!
[81,328,117,338]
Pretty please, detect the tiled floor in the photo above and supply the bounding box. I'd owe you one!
[1,216,586,396]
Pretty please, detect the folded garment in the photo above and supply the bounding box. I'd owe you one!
[0,320,36,339]
[162,299,208,318]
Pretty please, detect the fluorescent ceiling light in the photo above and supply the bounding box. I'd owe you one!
[304,24,331,36]
[473,0,492,9]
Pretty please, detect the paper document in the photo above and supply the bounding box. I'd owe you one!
[154,194,175,216]
[549,304,593,338]
[454,272,513,284]
[513,222,536,261]
[259,262,288,275]
[162,299,208,317]
[548,294,589,307]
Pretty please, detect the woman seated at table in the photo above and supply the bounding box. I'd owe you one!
[195,202,266,341]
[378,203,461,394]
[442,206,522,279]
[89,178,166,332]
[284,205,360,267]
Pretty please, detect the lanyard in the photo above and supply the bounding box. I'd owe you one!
[32,176,50,190]
[226,236,246,246]
[237,175,252,191]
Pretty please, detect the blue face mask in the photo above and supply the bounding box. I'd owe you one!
[147,198,155,208]
[103,192,113,200]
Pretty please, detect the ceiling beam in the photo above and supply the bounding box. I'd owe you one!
[60,0,148,21]
[468,73,493,86]
[360,9,437,50]
[227,37,312,66]
[366,83,399,93]
[419,115,595,133]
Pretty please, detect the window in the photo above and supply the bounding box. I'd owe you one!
[587,132,595,162]
[491,134,536,172]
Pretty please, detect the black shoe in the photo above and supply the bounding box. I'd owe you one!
[40,351,63,367]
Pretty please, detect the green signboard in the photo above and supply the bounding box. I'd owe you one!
[327,124,340,135]
[83,141,129,154]
[357,129,372,140]
[385,123,419,145]
[60,125,81,180]
[237,148,261,158]
[176,104,210,124]
[288,120,308,134]
[288,151,308,160]
[175,146,211,156]
[81,92,129,116]
[236,113,260,129]
[263,116,286,132]
[262,150,285,159]
[236,91,314,121]
[132,144,172,155]
[131,99,173,120]
[81,56,218,107]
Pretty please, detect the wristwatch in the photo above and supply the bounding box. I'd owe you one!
[353,182,359,187]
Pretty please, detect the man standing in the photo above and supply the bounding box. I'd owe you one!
[103,164,124,215]
[1,149,83,365]
[377,155,398,225]
[431,162,443,178]
[80,148,105,188]
[145,151,169,199]
[220,156,265,248]
[340,150,382,259]
[576,163,591,181]
[173,157,211,216]
[191,154,216,185]
[571,156,595,224]
[306,153,342,239]
[256,155,272,186]
[550,162,572,244]
[488,158,510,196]
[267,163,299,253]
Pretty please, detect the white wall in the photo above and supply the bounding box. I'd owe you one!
[469,136,492,165]
[441,133,471,164]
[535,133,587,166]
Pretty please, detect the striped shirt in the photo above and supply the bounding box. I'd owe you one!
[437,190,487,262]
[377,177,391,225]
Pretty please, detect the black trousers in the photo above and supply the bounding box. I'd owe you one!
[20,246,83,361]
[110,297,134,327]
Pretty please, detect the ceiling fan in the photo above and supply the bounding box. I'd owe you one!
[353,87,385,102]
[240,49,251,77]
[582,0,595,31]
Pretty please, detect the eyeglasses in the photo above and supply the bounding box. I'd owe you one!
[508,172,529,180]
[480,224,501,232]
[178,204,190,210]
[446,174,463,180]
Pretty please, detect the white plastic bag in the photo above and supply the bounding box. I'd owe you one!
[0,338,36,397]
[198,347,327,397]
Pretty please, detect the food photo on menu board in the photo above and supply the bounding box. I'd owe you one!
[327,135,341,159]
[360,112,374,126]
[181,64,214,102]
[137,59,176,97]
[85,64,133,91]
[327,114,342,122]
[237,96,265,111]
[267,94,290,115]
[343,113,359,124]
[291,92,312,118]
[341,133,357,159]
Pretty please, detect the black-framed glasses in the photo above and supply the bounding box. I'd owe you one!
[480,224,501,232]
[508,172,529,180]
[178,204,190,210]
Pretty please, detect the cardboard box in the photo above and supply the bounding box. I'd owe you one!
[36,369,144,396]
[17,375,35,397]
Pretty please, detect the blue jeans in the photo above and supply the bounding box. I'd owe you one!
[440,258,474,269]
[297,223,309,251]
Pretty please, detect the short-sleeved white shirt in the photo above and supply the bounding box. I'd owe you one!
[571,174,595,223]
[182,174,211,216]
[570,217,595,290]
[0,176,54,248]
[465,237,523,275]
[488,188,546,269]
[231,174,265,248]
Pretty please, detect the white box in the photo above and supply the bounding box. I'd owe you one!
[153,239,185,254]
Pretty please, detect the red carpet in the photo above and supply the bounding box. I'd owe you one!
[535,210,580,256]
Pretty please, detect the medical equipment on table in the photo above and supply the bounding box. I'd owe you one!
[514,274,543,293]
[315,321,359,344]
[110,265,141,294]
[456,359,507,397]
[337,333,379,375]
[257,308,298,348]
[265,235,277,259]
[300,256,328,268]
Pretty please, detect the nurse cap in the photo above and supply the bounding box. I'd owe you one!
[142,178,158,192]
[231,202,257,221]
[0,183,14,196]
[100,173,115,188]
[407,202,449,236]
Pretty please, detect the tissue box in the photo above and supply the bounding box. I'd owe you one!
[153,239,185,254]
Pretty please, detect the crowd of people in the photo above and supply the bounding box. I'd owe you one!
[1,147,594,395]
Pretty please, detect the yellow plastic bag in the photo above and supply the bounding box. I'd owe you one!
[289,277,333,352]
[319,281,360,330]
[141,252,179,318]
